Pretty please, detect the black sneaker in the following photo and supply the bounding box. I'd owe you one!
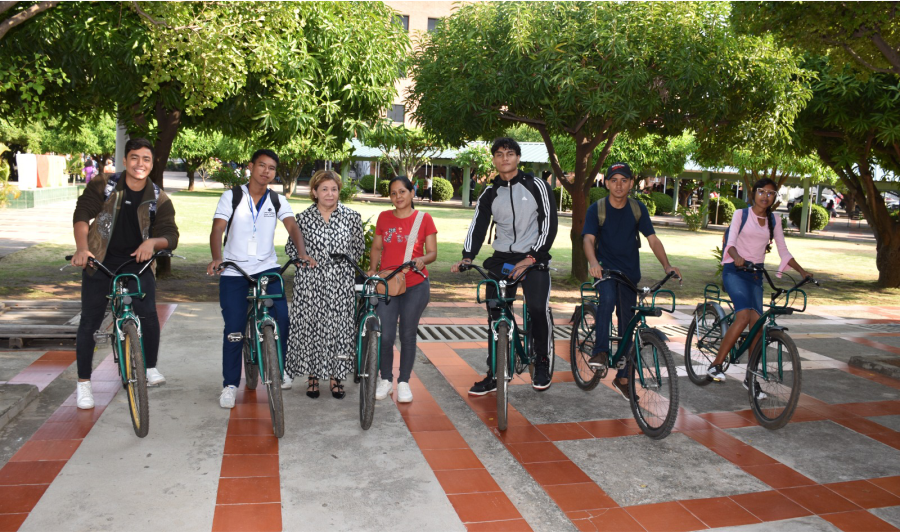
[611,378,630,400]
[588,352,608,369]
[743,378,768,400]
[532,359,551,391]
[468,374,497,396]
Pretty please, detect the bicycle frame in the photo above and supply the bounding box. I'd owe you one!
[243,272,287,379]
[109,272,146,382]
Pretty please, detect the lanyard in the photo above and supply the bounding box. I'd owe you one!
[246,188,269,238]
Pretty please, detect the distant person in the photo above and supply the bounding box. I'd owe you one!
[103,159,115,175]
[827,199,837,218]
[468,176,477,206]
[424,175,433,202]
[83,159,95,184]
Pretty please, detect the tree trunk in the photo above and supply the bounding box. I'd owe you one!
[148,102,183,278]
[186,168,195,191]
[876,232,900,288]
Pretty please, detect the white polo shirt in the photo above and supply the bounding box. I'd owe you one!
[214,186,294,277]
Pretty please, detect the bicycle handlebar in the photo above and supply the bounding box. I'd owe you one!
[63,250,184,277]
[329,253,424,281]
[592,269,679,295]
[458,261,553,285]
[737,262,818,294]
[216,259,301,283]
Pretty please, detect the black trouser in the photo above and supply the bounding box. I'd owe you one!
[376,278,430,383]
[76,266,159,380]
[482,254,552,374]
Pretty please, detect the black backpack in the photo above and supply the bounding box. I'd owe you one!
[223,185,281,245]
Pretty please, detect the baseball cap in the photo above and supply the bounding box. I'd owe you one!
[605,162,633,180]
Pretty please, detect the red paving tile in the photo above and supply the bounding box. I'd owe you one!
[709,443,777,467]
[543,483,618,512]
[411,430,469,450]
[522,461,592,486]
[404,414,457,432]
[586,508,645,532]
[779,485,861,514]
[491,425,549,444]
[9,440,81,462]
[226,418,276,437]
[740,464,816,489]
[29,421,94,441]
[825,480,900,509]
[834,417,896,435]
[211,502,282,532]
[696,411,758,429]
[0,513,28,532]
[0,461,66,486]
[434,469,502,495]
[0,484,49,514]
[625,501,707,532]
[870,476,900,497]
[229,402,272,419]
[222,436,278,455]
[821,510,900,532]
[421,448,484,471]
[448,492,523,523]
[220,454,280,479]
[730,490,813,522]
[579,419,642,438]
[465,519,533,531]
[679,497,761,528]
[535,422,594,441]
[505,441,569,464]
[868,431,900,450]
[216,476,281,505]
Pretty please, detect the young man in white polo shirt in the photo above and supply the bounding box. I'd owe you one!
[207,149,312,408]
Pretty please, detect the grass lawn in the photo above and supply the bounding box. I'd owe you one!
[1,188,895,307]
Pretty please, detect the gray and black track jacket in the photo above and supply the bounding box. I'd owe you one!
[462,171,557,262]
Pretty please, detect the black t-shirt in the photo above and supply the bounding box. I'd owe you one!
[104,184,146,271]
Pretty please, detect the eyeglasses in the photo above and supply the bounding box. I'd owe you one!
[756,190,777,198]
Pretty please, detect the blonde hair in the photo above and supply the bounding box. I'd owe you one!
[309,170,342,203]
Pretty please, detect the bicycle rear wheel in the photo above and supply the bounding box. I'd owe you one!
[570,305,601,390]
[684,304,723,386]
[360,320,378,430]
[243,322,259,390]
[122,321,149,438]
[496,321,510,431]
[747,330,801,430]
[261,325,284,438]
[629,330,678,439]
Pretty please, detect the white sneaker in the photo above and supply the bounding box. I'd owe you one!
[220,385,237,409]
[146,368,166,386]
[281,374,293,390]
[76,381,94,410]
[375,379,393,400]
[397,382,413,403]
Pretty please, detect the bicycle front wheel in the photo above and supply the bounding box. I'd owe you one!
[496,321,510,431]
[261,325,284,438]
[684,304,723,386]
[122,321,149,438]
[629,330,678,439]
[570,305,601,390]
[747,330,801,430]
[243,322,259,390]
[360,321,378,430]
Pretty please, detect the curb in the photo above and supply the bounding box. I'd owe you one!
[848,355,900,380]
[0,383,39,431]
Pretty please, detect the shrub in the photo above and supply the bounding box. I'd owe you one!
[636,193,657,216]
[211,166,245,188]
[431,177,453,202]
[708,196,735,225]
[554,186,572,211]
[358,174,376,192]
[677,206,704,232]
[649,191,674,214]
[789,203,829,231]
[376,179,390,197]
[340,178,358,203]
[589,187,609,205]
[729,196,748,210]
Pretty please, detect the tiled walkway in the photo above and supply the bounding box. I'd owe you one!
[0,302,899,531]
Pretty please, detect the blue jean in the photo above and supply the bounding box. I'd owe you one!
[592,278,637,379]
[219,268,288,388]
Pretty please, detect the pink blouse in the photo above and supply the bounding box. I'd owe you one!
[721,209,794,276]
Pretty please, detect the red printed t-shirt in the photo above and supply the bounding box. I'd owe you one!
[375,209,437,288]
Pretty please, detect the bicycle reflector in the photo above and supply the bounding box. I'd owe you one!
[227,332,244,343]
[93,331,111,344]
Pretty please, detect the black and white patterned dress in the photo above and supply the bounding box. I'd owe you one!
[284,203,364,380]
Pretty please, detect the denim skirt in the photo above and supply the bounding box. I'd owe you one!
[722,262,764,316]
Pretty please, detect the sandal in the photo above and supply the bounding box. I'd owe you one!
[306,377,320,399]
[331,379,345,400]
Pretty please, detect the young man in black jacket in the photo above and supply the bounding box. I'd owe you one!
[452,137,558,394]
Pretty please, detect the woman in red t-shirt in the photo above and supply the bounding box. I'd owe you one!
[367,176,438,403]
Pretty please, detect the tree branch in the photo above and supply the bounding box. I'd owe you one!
[868,31,900,74]
[498,111,547,127]
[564,114,590,136]
[588,133,618,182]
[534,124,568,187]
[839,42,899,75]
[0,1,57,41]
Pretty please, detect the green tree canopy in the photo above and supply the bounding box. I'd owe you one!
[363,121,446,179]
[411,1,809,279]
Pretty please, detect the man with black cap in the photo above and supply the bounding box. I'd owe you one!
[582,162,681,398]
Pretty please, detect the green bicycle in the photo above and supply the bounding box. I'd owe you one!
[331,254,422,430]
[684,263,818,429]
[570,270,680,439]
[458,262,556,432]
[63,250,183,438]
[219,259,301,438]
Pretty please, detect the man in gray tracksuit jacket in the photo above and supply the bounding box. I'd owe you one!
[452,137,558,395]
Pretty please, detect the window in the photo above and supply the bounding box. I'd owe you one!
[387,104,405,124]
[427,18,440,32]
[393,15,409,32]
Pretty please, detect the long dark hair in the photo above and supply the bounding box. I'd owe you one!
[389,175,415,207]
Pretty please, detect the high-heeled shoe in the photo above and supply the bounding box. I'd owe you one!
[306,377,320,399]
[331,379,345,399]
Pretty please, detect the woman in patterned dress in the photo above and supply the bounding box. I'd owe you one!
[284,170,364,399]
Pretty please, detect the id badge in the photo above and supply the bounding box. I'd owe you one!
[247,237,258,256]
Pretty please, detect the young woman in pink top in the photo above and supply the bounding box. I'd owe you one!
[708,178,813,386]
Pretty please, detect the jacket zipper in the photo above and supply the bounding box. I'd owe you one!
[508,181,517,253]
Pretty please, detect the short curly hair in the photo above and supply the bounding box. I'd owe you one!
[309,170,342,203]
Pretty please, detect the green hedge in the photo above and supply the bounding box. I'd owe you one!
[589,187,609,204]
[708,196,736,225]
[649,191,674,214]
[211,167,245,188]
[339,178,358,203]
[358,174,376,192]
[789,203,829,231]
[554,186,572,211]
[376,179,390,197]
[432,177,453,202]
[729,196,748,210]
[636,193,657,216]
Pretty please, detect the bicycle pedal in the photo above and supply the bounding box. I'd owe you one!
[93,331,111,344]
[226,332,244,343]
[616,359,627,370]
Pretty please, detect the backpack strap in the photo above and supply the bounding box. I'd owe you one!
[223,185,243,246]
[104,172,160,227]
[597,197,607,227]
